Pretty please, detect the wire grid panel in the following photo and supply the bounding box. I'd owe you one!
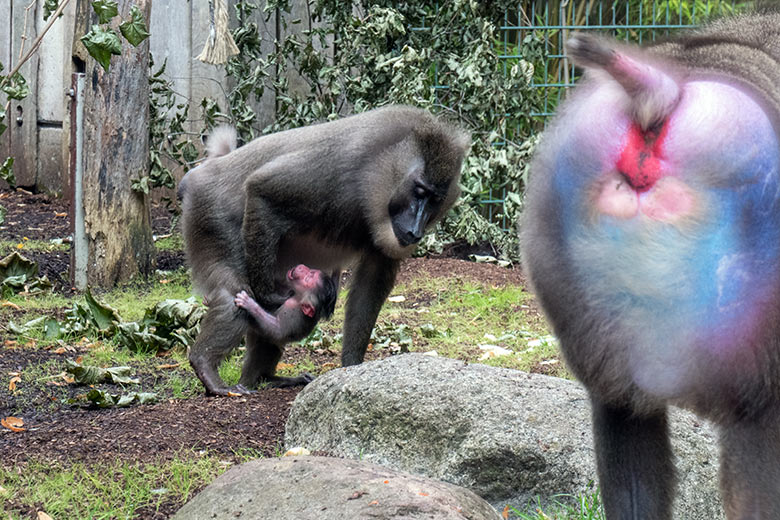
[504,0,738,121]
[482,0,737,230]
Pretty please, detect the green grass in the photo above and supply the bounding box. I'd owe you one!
[314,276,567,377]
[155,233,184,252]
[0,238,69,254]
[98,269,194,322]
[0,454,231,520]
[1,237,591,518]
[509,490,605,519]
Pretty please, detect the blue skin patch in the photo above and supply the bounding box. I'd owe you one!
[548,82,780,395]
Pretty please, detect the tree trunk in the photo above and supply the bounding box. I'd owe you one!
[71,0,154,287]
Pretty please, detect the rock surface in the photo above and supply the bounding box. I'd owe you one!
[171,455,501,520]
[285,353,723,519]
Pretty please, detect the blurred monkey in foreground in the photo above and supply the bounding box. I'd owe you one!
[522,14,780,519]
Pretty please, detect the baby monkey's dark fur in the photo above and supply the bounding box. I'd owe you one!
[179,106,469,395]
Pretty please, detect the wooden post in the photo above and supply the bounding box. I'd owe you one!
[0,0,11,176]
[9,0,39,188]
[71,0,154,287]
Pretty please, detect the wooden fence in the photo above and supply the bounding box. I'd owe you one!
[0,0,299,194]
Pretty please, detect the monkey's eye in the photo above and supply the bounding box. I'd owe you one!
[414,185,428,199]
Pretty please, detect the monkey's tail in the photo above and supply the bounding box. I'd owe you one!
[566,33,681,130]
[206,125,238,158]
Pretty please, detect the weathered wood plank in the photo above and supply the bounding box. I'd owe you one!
[35,2,71,193]
[245,1,277,131]
[150,0,192,105]
[0,0,11,171]
[10,0,39,187]
[191,0,228,106]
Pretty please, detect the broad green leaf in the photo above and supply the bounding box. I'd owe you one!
[131,175,150,194]
[44,318,62,340]
[84,288,122,333]
[82,388,118,407]
[119,5,150,47]
[105,366,140,384]
[81,25,122,72]
[2,72,29,100]
[43,0,60,21]
[8,316,46,335]
[0,252,38,280]
[72,389,157,408]
[116,321,169,352]
[0,107,7,137]
[116,392,157,407]
[91,0,118,24]
[65,359,139,385]
[0,157,12,186]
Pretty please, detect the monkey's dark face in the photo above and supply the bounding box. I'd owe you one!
[366,123,468,259]
[388,179,446,247]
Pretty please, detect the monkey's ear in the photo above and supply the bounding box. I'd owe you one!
[301,302,316,318]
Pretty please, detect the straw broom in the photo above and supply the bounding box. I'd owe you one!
[196,0,239,65]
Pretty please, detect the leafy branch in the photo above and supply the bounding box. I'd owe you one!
[80,0,150,72]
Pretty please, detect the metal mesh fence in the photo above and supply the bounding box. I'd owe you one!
[481,0,739,229]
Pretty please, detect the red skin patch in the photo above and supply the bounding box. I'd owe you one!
[595,120,695,222]
[616,122,669,191]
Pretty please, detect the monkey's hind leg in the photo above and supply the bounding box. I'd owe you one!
[591,398,676,519]
[719,410,780,519]
[189,294,252,396]
[239,329,314,389]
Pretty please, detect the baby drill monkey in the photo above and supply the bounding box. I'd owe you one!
[234,263,337,346]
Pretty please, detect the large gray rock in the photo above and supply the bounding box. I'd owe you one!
[172,455,500,520]
[285,353,723,519]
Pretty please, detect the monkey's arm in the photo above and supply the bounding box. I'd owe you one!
[342,253,400,366]
[234,291,288,343]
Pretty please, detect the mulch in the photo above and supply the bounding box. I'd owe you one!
[0,188,535,518]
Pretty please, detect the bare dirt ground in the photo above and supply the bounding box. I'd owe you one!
[0,188,536,518]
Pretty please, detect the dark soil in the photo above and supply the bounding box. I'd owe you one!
[0,188,539,519]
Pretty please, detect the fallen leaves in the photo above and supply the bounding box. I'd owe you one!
[283,446,310,457]
[1,416,25,432]
[69,389,158,408]
[65,359,140,385]
[8,374,21,391]
[1,300,21,310]
[44,372,76,386]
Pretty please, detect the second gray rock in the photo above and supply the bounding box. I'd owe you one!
[285,353,722,518]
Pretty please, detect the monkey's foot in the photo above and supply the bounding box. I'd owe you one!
[262,373,315,388]
[206,383,257,397]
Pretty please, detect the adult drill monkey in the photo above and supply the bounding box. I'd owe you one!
[521,14,780,519]
[179,106,470,396]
